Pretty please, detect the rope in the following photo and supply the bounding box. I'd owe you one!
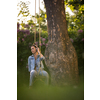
[34,0,43,76]
[34,0,36,43]
[39,0,41,53]
[38,0,43,75]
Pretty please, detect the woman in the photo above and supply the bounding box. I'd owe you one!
[28,44,49,87]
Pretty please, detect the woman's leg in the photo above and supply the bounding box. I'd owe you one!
[29,70,37,86]
[39,70,49,85]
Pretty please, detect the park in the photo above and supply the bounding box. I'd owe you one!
[17,0,84,100]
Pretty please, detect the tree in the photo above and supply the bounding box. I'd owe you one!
[68,0,84,10]
[43,0,79,86]
[17,1,31,24]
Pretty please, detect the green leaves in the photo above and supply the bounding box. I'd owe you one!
[68,5,75,11]
[17,1,30,21]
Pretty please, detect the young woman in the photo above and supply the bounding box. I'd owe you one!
[28,44,49,87]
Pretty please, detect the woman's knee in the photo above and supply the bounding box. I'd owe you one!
[30,70,37,75]
[42,71,49,77]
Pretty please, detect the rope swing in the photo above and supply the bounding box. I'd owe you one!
[34,0,36,43]
[34,0,41,53]
[34,0,43,76]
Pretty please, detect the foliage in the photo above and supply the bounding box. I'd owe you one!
[17,22,48,68]
[17,1,31,24]
[65,2,84,75]
[66,0,84,10]
[17,1,30,17]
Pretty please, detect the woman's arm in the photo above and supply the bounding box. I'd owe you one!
[28,56,31,72]
[37,48,45,61]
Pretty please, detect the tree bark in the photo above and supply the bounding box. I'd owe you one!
[44,0,79,86]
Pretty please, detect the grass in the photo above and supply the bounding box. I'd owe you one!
[17,77,84,100]
[17,65,84,100]
[17,85,84,100]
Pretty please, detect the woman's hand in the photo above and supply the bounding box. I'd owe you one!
[37,47,43,57]
[37,47,40,53]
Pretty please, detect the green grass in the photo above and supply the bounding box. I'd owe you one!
[17,66,84,100]
[17,79,84,100]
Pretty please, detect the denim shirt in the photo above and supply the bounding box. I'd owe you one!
[28,54,45,72]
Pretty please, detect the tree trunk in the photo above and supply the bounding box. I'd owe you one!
[44,0,79,86]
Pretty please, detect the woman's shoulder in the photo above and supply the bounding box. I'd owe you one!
[28,55,34,59]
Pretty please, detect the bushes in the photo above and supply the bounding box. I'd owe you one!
[69,29,84,75]
[17,23,48,68]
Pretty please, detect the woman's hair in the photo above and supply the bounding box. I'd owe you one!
[31,43,38,48]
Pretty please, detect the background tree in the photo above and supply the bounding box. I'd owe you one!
[43,0,79,86]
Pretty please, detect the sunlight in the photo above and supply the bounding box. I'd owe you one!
[17,0,74,23]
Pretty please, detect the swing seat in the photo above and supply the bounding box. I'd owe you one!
[33,75,46,85]
[33,66,46,85]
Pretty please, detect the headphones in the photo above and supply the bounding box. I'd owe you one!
[36,48,38,52]
[32,44,38,52]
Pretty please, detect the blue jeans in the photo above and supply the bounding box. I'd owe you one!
[29,69,49,86]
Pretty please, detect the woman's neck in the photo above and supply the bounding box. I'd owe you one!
[33,52,38,57]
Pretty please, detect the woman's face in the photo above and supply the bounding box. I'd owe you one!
[31,46,36,54]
